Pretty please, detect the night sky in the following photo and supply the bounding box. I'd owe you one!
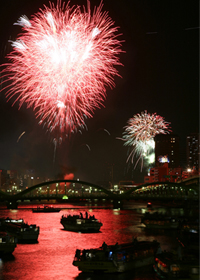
[0,0,199,185]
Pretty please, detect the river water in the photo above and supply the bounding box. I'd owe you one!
[0,201,182,280]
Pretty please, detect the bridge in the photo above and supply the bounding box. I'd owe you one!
[0,178,199,209]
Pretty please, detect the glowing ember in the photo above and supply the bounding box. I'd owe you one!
[0,1,123,133]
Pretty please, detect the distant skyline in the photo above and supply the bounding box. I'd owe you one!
[0,0,199,184]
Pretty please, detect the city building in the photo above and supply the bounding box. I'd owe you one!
[0,168,46,193]
[154,134,180,168]
[144,132,200,184]
[144,163,182,183]
[186,133,200,172]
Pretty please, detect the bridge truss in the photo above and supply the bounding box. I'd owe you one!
[0,178,199,208]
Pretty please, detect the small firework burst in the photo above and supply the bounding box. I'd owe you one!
[121,111,171,170]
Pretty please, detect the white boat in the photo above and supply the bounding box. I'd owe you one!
[60,213,102,232]
[0,218,40,243]
[73,239,160,273]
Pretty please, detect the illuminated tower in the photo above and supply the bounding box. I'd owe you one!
[154,134,180,168]
[186,133,199,171]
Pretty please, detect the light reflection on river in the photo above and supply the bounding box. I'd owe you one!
[0,202,179,280]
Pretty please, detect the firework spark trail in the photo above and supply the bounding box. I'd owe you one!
[17,131,25,142]
[53,137,62,163]
[104,129,111,135]
[120,111,171,170]
[0,1,123,134]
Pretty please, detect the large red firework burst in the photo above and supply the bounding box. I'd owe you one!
[0,1,123,133]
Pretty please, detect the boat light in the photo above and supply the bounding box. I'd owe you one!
[170,264,180,272]
[190,229,197,233]
[191,267,199,274]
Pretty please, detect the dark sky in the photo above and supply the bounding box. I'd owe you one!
[0,0,199,185]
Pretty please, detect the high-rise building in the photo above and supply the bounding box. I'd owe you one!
[186,133,199,171]
[154,134,180,168]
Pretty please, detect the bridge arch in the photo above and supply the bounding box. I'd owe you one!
[1,177,199,209]
[14,179,112,198]
[122,180,199,196]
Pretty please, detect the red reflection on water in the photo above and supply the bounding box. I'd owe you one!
[0,203,176,280]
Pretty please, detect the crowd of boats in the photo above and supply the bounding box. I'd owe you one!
[0,205,199,279]
[0,217,39,255]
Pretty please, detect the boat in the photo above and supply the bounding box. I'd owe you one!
[179,218,199,233]
[141,212,179,229]
[73,239,160,273]
[60,212,102,232]
[0,218,40,243]
[153,250,199,279]
[0,231,17,256]
[32,205,61,212]
[177,228,199,256]
[154,227,199,279]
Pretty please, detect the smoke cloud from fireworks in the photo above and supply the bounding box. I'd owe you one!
[0,1,123,134]
[121,111,171,170]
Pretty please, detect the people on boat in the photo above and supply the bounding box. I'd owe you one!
[156,246,162,255]
[133,237,138,245]
[80,213,83,219]
[102,242,107,251]
[75,249,81,260]
[82,249,86,259]
[85,212,88,219]
[113,242,120,251]
[89,215,96,220]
